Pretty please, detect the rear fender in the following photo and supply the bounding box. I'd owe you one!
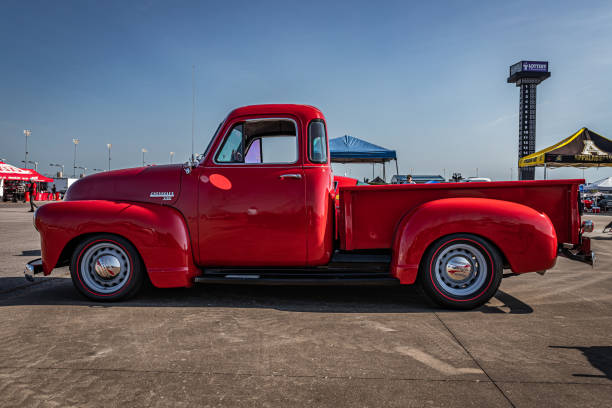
[35,200,198,288]
[391,198,557,284]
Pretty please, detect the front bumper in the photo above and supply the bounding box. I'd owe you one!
[24,258,44,282]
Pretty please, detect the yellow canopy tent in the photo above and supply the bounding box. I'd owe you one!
[519,128,612,178]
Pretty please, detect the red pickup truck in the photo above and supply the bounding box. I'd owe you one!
[27,104,594,309]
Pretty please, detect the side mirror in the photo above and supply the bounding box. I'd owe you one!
[184,154,204,174]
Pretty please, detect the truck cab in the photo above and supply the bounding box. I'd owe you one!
[193,105,334,267]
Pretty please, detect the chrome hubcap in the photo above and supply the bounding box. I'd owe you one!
[434,243,488,297]
[94,255,121,278]
[80,242,131,294]
[445,256,473,282]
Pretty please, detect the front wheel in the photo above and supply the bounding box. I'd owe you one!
[419,234,502,310]
[70,234,144,301]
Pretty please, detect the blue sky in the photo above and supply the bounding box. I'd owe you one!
[1,0,612,182]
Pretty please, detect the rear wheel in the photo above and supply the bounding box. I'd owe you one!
[419,234,502,310]
[70,234,144,301]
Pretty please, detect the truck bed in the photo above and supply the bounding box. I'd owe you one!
[338,180,582,250]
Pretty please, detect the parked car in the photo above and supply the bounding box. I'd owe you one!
[333,175,358,190]
[28,104,594,309]
[333,175,358,202]
[461,177,492,182]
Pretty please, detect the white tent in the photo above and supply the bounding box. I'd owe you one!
[584,177,612,192]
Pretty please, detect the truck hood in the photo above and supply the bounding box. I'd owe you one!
[64,165,183,205]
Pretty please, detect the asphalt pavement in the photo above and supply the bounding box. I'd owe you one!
[0,202,611,407]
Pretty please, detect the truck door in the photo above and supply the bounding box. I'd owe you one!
[197,117,307,266]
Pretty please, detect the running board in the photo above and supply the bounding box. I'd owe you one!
[197,251,395,286]
[202,252,392,276]
[194,275,399,286]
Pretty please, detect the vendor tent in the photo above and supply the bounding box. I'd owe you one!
[519,128,612,172]
[584,177,612,192]
[329,135,398,181]
[0,161,53,182]
[330,135,397,162]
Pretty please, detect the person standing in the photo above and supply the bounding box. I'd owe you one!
[51,183,57,200]
[28,179,38,212]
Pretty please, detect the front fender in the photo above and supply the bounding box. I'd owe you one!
[35,200,198,288]
[391,198,557,284]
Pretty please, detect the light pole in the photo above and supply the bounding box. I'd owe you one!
[75,166,87,177]
[21,160,38,171]
[72,139,80,177]
[50,163,64,177]
[107,143,112,171]
[170,151,174,164]
[23,130,31,169]
[142,148,147,166]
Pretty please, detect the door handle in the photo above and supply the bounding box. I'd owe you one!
[279,173,302,179]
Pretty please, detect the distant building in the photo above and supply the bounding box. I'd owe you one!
[391,174,445,184]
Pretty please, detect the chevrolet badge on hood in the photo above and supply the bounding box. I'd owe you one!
[149,192,175,200]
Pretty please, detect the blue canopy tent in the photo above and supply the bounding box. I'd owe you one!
[329,135,398,182]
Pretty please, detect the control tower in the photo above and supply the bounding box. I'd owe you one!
[507,61,550,180]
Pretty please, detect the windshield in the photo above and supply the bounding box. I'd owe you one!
[199,120,224,164]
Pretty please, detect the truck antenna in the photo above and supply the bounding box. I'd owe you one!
[191,65,195,163]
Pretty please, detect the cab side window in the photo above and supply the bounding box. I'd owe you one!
[308,120,327,163]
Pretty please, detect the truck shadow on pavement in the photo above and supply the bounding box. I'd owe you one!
[550,346,612,380]
[0,277,533,314]
[16,249,41,256]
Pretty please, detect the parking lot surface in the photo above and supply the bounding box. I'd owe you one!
[0,203,611,407]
